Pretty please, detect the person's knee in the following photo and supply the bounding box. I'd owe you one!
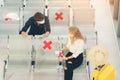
[64,61,73,71]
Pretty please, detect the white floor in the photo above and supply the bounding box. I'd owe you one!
[92,0,120,80]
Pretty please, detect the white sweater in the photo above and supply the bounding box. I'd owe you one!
[67,39,85,58]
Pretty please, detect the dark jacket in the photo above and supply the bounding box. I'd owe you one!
[19,16,50,36]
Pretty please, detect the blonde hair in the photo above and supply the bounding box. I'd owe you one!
[88,45,108,66]
[68,26,85,44]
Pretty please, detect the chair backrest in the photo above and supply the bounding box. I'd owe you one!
[73,8,95,27]
[48,7,69,35]
[48,7,69,27]
[79,27,97,50]
[9,35,31,52]
[0,35,8,48]
[48,1,68,7]
[71,0,91,8]
[26,0,45,7]
[4,0,23,7]
[0,7,20,35]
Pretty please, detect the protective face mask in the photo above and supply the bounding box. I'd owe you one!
[37,19,45,24]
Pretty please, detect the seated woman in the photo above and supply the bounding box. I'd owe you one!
[60,26,86,80]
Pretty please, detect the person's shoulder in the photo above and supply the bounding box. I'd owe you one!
[28,16,34,21]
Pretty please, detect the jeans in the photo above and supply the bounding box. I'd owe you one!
[64,52,83,80]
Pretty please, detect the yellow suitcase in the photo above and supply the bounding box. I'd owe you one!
[92,64,115,80]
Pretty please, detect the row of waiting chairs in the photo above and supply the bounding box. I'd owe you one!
[0,6,95,35]
[0,0,96,44]
[0,31,96,79]
[0,0,95,34]
[1,0,92,7]
[0,34,96,77]
[0,35,67,77]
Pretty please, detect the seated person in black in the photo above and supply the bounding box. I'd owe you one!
[19,12,51,39]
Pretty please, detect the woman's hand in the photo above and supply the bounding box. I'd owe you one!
[59,48,64,51]
[60,46,68,51]
[62,56,68,60]
[62,56,66,60]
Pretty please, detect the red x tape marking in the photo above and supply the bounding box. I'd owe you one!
[5,18,12,21]
[43,40,52,50]
[55,12,63,20]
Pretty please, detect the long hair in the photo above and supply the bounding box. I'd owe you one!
[68,26,86,44]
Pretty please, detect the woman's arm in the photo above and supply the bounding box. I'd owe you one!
[60,46,69,51]
[65,55,74,60]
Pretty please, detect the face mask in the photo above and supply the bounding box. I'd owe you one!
[37,19,45,24]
